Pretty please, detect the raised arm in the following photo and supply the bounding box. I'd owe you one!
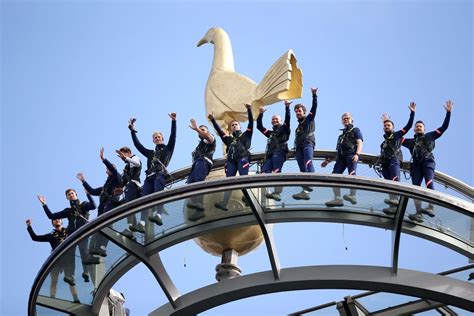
[209,113,228,143]
[166,113,177,153]
[399,102,416,136]
[26,219,50,242]
[83,193,97,211]
[306,87,319,122]
[256,107,270,138]
[189,118,214,143]
[433,100,452,139]
[284,100,291,127]
[77,173,102,196]
[129,118,153,157]
[245,104,253,133]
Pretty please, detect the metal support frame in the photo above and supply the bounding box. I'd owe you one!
[150,265,474,315]
[100,227,180,308]
[29,174,474,316]
[372,299,446,315]
[391,196,408,275]
[242,188,281,280]
[37,296,92,315]
[91,255,139,314]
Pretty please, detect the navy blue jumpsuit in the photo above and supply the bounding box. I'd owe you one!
[294,93,318,173]
[402,111,451,189]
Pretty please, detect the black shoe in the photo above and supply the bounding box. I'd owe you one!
[188,209,206,222]
[121,229,134,239]
[408,213,424,223]
[129,223,146,233]
[325,198,344,207]
[384,198,399,206]
[214,202,229,211]
[63,276,76,286]
[383,206,397,215]
[82,272,90,283]
[420,206,435,217]
[89,248,107,257]
[187,201,204,210]
[73,298,81,304]
[292,191,310,200]
[148,214,163,226]
[265,192,281,201]
[83,255,101,265]
[303,186,313,192]
[343,194,357,205]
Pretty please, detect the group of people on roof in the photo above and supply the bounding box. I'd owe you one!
[26,86,453,301]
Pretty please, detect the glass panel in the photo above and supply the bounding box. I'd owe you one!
[357,292,420,312]
[36,304,70,315]
[261,185,401,218]
[109,188,255,246]
[404,198,473,245]
[38,231,129,305]
[444,266,474,283]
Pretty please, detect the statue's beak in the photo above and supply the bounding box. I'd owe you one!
[197,37,208,47]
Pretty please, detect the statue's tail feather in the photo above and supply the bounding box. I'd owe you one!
[254,50,303,106]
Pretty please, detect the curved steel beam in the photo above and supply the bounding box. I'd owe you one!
[29,174,474,315]
[150,265,474,315]
[91,255,139,315]
[37,296,92,315]
[99,227,180,307]
[242,188,281,280]
[168,151,474,200]
[391,196,408,275]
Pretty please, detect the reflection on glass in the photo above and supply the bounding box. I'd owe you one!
[110,189,254,246]
[38,232,129,305]
[404,198,472,244]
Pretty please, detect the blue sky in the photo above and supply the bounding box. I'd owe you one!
[1,0,472,315]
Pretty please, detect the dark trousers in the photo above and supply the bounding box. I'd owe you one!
[221,157,250,206]
[332,154,357,197]
[381,158,400,182]
[142,173,167,218]
[333,154,357,175]
[295,143,314,172]
[225,157,250,176]
[187,158,212,204]
[411,159,435,189]
[124,181,142,227]
[262,151,286,194]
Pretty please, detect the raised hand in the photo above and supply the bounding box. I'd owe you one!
[128,118,137,132]
[259,107,266,114]
[207,112,214,120]
[444,100,453,112]
[244,103,251,110]
[37,195,46,205]
[116,150,126,160]
[311,87,318,95]
[189,118,198,130]
[26,219,32,226]
[76,173,85,182]
[284,100,292,107]
[99,147,105,161]
[168,112,177,120]
[409,101,416,112]
[381,113,390,122]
